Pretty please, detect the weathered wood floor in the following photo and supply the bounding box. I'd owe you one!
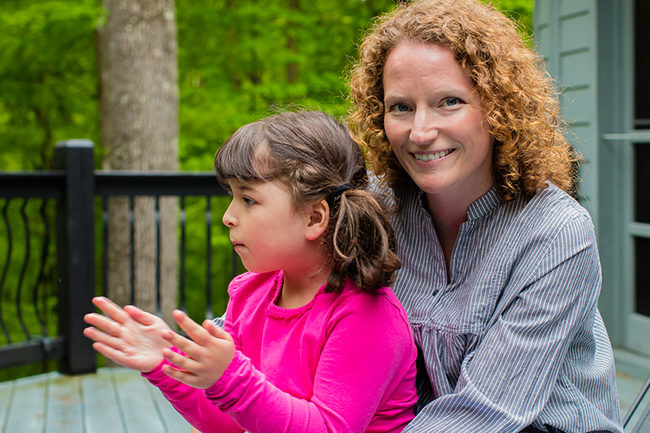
[0,367,190,433]
[0,355,648,432]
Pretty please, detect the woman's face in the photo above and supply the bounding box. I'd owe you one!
[383,40,494,206]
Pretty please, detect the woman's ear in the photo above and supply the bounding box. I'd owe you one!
[305,199,330,241]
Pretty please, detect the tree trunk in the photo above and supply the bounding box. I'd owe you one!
[97,0,179,325]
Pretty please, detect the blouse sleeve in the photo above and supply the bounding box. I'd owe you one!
[405,215,612,432]
[203,295,417,433]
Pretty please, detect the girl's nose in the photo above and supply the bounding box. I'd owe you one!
[409,109,439,145]
[222,203,237,227]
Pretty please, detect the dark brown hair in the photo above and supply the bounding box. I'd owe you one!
[214,110,401,293]
[348,0,578,201]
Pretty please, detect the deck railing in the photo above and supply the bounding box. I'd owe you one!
[0,140,236,375]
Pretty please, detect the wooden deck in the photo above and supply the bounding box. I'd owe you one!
[0,367,190,433]
[0,351,649,432]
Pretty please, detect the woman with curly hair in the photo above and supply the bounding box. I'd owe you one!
[348,0,622,432]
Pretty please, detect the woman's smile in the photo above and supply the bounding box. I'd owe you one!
[412,148,454,162]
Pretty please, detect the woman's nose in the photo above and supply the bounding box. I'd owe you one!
[409,110,439,145]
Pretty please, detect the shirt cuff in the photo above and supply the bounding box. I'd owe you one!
[204,350,252,410]
[141,346,184,384]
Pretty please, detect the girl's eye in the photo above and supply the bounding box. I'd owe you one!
[388,103,410,112]
[442,97,462,107]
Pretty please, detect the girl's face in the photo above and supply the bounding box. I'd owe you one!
[382,40,494,207]
[222,179,312,274]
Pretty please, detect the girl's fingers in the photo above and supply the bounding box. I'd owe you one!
[161,364,196,386]
[84,312,123,337]
[124,305,159,326]
[83,326,125,350]
[162,347,200,372]
[172,310,211,345]
[203,320,233,343]
[92,297,130,325]
[91,342,130,366]
[162,329,200,357]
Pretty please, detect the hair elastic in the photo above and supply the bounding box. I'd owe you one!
[334,183,353,195]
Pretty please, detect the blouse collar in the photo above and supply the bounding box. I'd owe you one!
[413,184,501,222]
[466,186,500,221]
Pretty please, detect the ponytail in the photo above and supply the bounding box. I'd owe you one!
[325,188,401,293]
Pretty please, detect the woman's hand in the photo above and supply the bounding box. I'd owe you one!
[83,296,172,372]
[160,309,235,389]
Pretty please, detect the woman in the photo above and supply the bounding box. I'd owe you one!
[348,0,623,432]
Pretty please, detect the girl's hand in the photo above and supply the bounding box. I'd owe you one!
[83,296,172,372]
[160,309,235,389]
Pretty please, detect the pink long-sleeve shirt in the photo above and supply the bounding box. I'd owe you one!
[144,271,417,433]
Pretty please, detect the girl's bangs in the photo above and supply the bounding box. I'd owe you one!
[214,125,278,189]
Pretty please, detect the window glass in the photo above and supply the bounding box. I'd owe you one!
[635,236,650,316]
[635,144,650,223]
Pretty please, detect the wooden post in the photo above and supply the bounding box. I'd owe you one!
[55,140,96,374]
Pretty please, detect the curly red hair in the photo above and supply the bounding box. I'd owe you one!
[348,0,578,201]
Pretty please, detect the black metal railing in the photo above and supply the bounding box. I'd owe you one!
[0,170,64,372]
[0,140,236,375]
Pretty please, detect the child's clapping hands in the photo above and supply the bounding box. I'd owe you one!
[84,297,235,389]
[83,296,172,372]
[160,309,235,389]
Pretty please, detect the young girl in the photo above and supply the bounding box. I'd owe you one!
[83,110,418,433]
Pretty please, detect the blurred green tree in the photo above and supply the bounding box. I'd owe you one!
[0,0,100,170]
[0,0,533,171]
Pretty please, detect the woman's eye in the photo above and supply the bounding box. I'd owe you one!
[442,97,462,107]
[389,103,410,112]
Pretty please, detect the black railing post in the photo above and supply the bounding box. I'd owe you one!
[55,140,96,374]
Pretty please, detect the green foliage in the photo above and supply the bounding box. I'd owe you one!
[175,0,398,169]
[0,0,101,170]
[0,0,534,380]
[0,0,533,169]
[491,0,534,41]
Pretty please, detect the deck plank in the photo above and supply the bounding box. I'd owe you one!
[3,374,47,432]
[81,369,128,433]
[112,368,168,433]
[46,372,83,433]
[146,382,192,432]
[0,380,15,432]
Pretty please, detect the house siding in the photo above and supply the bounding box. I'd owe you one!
[534,0,599,227]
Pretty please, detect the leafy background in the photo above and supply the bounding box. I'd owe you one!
[0,0,532,380]
[0,0,532,171]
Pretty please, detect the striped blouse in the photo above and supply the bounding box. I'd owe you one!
[386,181,623,433]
